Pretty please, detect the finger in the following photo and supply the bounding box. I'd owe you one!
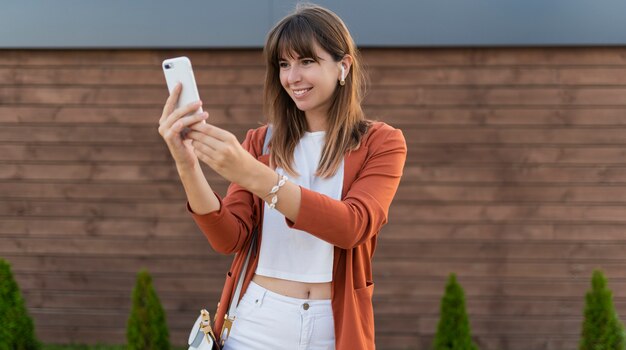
[162,100,203,131]
[160,83,182,123]
[187,130,222,152]
[192,137,221,166]
[171,112,209,135]
[190,122,235,143]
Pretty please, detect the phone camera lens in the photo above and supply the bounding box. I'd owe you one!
[164,63,172,69]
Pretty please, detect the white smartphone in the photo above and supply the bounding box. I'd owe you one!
[162,56,203,118]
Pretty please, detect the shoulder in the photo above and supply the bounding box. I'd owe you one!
[362,121,406,151]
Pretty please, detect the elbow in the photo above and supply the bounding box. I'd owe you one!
[334,208,388,250]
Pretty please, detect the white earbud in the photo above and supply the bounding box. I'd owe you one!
[340,65,346,86]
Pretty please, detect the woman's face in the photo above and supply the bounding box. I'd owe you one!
[278,43,340,118]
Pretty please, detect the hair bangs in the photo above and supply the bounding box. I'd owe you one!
[274,16,320,64]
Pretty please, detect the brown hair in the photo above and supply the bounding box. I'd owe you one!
[263,3,369,178]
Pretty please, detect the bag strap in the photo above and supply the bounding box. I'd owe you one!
[227,124,272,319]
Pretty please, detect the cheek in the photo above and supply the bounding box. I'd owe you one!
[279,71,289,90]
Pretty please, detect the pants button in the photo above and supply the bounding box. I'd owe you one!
[303,303,310,310]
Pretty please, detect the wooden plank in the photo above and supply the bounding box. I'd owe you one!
[0,143,172,162]
[401,127,626,145]
[0,163,225,182]
[373,260,626,279]
[0,181,191,200]
[0,86,263,106]
[370,279,611,299]
[390,203,626,224]
[379,223,626,242]
[23,290,219,311]
[0,199,191,219]
[368,67,626,86]
[406,146,626,165]
[0,164,184,181]
[365,87,626,107]
[365,107,626,126]
[395,184,626,203]
[0,66,265,86]
[0,125,161,143]
[0,218,202,238]
[403,164,626,184]
[13,272,226,293]
[0,237,229,257]
[374,239,626,261]
[0,106,266,125]
[0,125,252,143]
[6,254,230,274]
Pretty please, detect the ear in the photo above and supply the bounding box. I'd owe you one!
[339,54,353,77]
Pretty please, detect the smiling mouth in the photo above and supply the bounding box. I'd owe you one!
[293,88,312,97]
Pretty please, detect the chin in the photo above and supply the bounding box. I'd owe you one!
[293,102,311,112]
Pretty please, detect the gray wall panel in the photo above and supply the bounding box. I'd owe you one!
[2,0,626,48]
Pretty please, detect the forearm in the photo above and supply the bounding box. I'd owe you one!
[177,162,220,215]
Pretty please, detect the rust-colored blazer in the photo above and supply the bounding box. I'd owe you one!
[190,121,407,350]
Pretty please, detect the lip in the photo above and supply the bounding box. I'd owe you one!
[291,87,312,99]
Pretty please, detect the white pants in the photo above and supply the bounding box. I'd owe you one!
[222,281,335,350]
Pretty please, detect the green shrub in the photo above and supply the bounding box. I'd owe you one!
[580,269,626,350]
[0,258,40,350]
[433,273,478,350]
[126,269,170,350]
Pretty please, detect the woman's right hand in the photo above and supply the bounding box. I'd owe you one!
[158,83,209,169]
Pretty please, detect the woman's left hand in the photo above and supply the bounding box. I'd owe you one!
[186,123,259,186]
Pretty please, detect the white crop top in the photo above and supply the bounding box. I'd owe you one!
[255,131,344,283]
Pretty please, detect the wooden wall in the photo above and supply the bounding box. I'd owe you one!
[2,48,626,349]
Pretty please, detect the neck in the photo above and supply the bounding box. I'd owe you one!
[304,110,328,132]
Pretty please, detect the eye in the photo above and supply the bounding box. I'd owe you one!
[278,61,290,69]
[301,59,315,66]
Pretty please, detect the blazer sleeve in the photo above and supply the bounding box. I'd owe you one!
[286,126,407,249]
[187,128,263,255]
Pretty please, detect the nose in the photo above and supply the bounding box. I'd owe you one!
[287,66,301,85]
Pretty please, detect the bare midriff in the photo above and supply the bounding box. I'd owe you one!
[252,274,332,300]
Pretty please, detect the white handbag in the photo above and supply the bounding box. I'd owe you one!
[188,309,220,350]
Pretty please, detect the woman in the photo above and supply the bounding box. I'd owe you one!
[158,4,406,350]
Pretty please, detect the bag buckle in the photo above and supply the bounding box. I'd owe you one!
[220,314,236,346]
[199,309,218,344]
